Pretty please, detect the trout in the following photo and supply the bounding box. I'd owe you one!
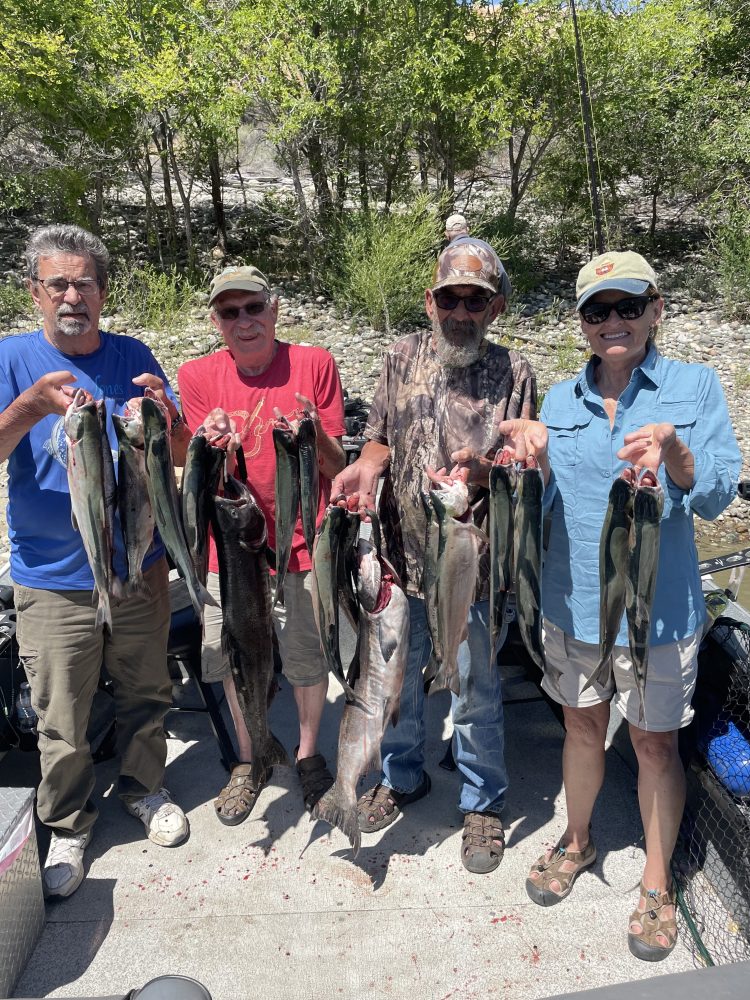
[112,401,154,596]
[64,390,115,630]
[313,518,409,855]
[514,457,545,675]
[180,431,225,584]
[211,475,289,785]
[141,392,214,619]
[424,480,486,696]
[298,411,319,558]
[489,449,516,661]
[626,471,664,723]
[272,418,300,605]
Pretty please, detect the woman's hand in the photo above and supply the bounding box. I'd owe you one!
[496,418,550,484]
[617,422,676,475]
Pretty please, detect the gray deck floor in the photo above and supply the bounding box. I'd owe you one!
[4,638,709,1000]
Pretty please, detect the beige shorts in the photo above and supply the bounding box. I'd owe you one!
[202,570,327,688]
[541,618,699,732]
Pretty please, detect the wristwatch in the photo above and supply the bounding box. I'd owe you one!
[170,410,186,436]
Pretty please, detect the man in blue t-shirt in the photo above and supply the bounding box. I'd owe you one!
[0,224,191,899]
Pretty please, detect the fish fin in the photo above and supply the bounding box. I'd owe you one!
[312,785,361,856]
[423,654,440,693]
[265,546,277,571]
[256,732,290,779]
[71,511,79,532]
[426,661,460,696]
[384,695,401,731]
[95,591,112,633]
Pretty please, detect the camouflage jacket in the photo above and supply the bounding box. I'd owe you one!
[364,329,537,598]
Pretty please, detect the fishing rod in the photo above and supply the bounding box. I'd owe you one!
[570,0,605,253]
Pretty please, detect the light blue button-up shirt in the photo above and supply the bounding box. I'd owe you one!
[541,345,741,646]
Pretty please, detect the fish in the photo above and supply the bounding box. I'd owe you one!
[180,430,226,584]
[585,471,636,693]
[210,474,289,785]
[97,399,119,594]
[489,449,516,661]
[140,392,215,619]
[272,418,300,606]
[424,480,486,696]
[64,390,115,630]
[313,517,409,855]
[311,505,365,708]
[421,491,443,674]
[626,471,664,723]
[112,401,154,596]
[297,411,320,558]
[513,457,546,675]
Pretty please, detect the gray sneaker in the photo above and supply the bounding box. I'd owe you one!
[125,787,188,847]
[43,830,92,899]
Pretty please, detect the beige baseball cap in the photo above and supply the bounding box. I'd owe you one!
[445,213,468,235]
[208,265,270,306]
[576,251,658,310]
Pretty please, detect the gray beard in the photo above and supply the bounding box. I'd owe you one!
[431,315,486,368]
[55,309,89,337]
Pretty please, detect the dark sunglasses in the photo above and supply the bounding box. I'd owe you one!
[214,301,268,320]
[432,289,494,313]
[580,294,659,325]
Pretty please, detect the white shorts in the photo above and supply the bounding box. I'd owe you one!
[541,618,700,732]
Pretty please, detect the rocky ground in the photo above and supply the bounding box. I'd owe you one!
[1,269,749,563]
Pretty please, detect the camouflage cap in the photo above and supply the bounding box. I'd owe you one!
[433,240,510,298]
[208,265,270,306]
[576,251,658,310]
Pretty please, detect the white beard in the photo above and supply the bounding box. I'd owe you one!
[432,315,486,367]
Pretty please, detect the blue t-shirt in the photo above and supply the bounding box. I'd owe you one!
[541,345,741,646]
[0,329,177,590]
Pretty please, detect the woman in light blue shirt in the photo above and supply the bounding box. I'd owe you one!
[499,251,741,962]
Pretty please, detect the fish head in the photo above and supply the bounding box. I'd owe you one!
[218,475,267,547]
[428,479,469,518]
[140,394,169,437]
[357,537,382,612]
[112,407,145,448]
[63,388,97,441]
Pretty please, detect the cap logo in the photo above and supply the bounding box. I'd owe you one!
[451,253,484,277]
[595,262,614,276]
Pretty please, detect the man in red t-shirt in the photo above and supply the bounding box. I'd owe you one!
[178,265,346,825]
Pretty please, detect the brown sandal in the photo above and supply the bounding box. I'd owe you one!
[214,763,268,827]
[628,881,678,961]
[357,773,431,833]
[461,812,505,874]
[526,840,596,906]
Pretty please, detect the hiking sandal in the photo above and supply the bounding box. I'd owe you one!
[296,752,334,812]
[214,763,269,827]
[461,812,505,874]
[628,881,678,961]
[526,839,596,906]
[357,773,432,833]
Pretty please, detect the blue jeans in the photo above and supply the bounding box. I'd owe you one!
[381,597,507,815]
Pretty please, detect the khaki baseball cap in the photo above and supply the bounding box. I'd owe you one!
[576,251,658,310]
[208,265,270,306]
[433,241,508,297]
[445,213,468,234]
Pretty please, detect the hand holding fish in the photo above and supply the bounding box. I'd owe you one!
[200,407,241,452]
[496,418,550,482]
[27,371,81,418]
[617,422,676,476]
[132,374,181,429]
[331,441,390,517]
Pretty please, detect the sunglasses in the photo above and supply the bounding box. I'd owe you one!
[580,294,659,325]
[432,289,494,313]
[214,301,268,321]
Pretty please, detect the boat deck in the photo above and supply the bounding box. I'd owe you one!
[2,638,706,1000]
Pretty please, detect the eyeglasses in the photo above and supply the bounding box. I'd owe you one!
[214,301,268,321]
[39,277,101,297]
[580,294,659,325]
[432,289,494,313]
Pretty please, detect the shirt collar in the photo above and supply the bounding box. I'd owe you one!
[574,342,661,397]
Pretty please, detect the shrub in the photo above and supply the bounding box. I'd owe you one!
[0,282,31,325]
[712,204,750,319]
[322,194,443,332]
[107,265,198,332]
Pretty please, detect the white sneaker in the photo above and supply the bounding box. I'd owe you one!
[125,787,188,846]
[43,830,91,899]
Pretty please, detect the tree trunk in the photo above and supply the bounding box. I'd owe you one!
[358,143,368,212]
[208,140,227,254]
[304,132,334,225]
[287,143,319,291]
[153,123,178,256]
[649,178,661,246]
[234,129,248,213]
[133,151,164,267]
[160,110,195,274]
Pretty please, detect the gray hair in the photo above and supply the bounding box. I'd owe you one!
[25,224,110,288]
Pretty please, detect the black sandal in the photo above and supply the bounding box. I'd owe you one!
[296,752,334,812]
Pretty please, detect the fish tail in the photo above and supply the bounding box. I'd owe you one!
[95,590,112,632]
[312,784,361,856]
[423,654,440,694]
[125,572,151,601]
[425,661,460,696]
[257,732,290,774]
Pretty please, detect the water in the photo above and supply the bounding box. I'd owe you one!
[698,538,750,611]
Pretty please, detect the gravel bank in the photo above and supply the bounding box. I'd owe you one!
[1,279,748,563]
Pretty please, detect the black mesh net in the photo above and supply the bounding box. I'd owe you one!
[675,614,750,964]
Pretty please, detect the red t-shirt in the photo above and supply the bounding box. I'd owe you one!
[177,342,346,574]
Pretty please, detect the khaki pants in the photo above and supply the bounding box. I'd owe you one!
[15,558,172,836]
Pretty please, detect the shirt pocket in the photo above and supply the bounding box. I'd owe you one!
[654,397,698,449]
[546,412,594,469]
